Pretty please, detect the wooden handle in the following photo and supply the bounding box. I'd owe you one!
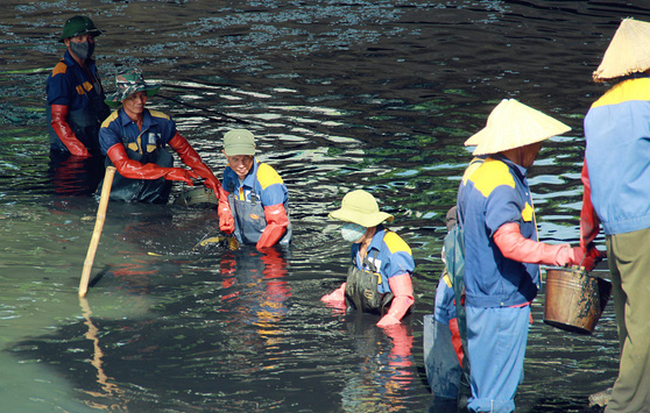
[78,166,117,297]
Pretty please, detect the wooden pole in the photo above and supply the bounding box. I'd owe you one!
[78,166,117,297]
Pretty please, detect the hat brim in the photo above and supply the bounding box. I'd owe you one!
[328,208,394,228]
[224,147,256,156]
[58,29,102,43]
[466,99,571,156]
[105,84,161,108]
[592,18,650,82]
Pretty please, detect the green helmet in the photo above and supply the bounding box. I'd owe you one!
[58,15,102,43]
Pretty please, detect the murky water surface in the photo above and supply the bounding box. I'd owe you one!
[1,1,645,412]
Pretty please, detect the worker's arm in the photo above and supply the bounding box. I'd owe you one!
[50,104,91,157]
[106,143,199,184]
[256,203,289,250]
[168,133,221,198]
[493,222,599,270]
[376,273,414,327]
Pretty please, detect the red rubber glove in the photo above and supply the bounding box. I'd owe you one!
[256,203,289,250]
[580,160,601,249]
[169,133,221,200]
[218,187,235,234]
[50,104,91,157]
[377,273,414,327]
[321,282,346,303]
[107,143,199,184]
[493,222,600,270]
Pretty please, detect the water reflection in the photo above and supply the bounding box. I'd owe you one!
[79,297,129,412]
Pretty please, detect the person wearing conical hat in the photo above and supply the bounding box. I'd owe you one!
[320,189,415,328]
[99,68,221,203]
[584,17,650,413]
[457,99,601,413]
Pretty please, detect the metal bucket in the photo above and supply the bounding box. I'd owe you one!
[543,267,612,335]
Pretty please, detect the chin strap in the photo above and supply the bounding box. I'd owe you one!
[106,143,199,184]
[377,273,414,327]
[50,104,91,157]
[169,133,221,199]
[256,203,289,250]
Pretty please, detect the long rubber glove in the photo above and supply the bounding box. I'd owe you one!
[493,222,598,270]
[321,282,346,304]
[50,104,91,157]
[168,133,221,198]
[106,143,199,184]
[218,188,235,234]
[377,273,414,327]
[580,160,601,249]
[256,203,289,250]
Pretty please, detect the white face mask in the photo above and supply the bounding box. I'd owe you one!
[340,222,366,243]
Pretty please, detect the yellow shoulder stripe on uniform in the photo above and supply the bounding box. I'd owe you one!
[101,110,120,128]
[52,61,67,76]
[470,157,515,198]
[148,110,171,121]
[591,78,650,109]
[384,231,412,255]
[521,202,534,222]
[461,157,485,185]
[257,163,283,190]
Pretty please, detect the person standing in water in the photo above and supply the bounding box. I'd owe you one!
[217,129,292,250]
[99,68,221,203]
[47,15,110,159]
[321,189,415,328]
[457,99,600,413]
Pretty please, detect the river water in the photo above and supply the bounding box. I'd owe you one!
[0,1,645,412]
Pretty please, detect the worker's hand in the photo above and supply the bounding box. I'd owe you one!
[203,177,221,200]
[164,168,199,185]
[376,313,401,328]
[219,211,235,234]
[567,244,604,271]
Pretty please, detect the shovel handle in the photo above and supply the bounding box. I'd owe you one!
[78,166,116,297]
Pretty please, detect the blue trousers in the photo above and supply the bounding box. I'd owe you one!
[466,305,530,413]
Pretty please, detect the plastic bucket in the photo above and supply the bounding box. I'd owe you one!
[543,267,612,335]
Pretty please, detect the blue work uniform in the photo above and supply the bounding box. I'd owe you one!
[222,158,291,245]
[457,154,538,413]
[584,77,650,413]
[344,225,414,314]
[99,108,176,203]
[46,50,110,157]
[585,77,650,236]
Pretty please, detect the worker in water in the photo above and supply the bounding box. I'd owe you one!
[99,68,221,203]
[46,15,110,160]
[320,189,415,328]
[46,15,111,195]
[217,129,292,250]
[457,98,601,413]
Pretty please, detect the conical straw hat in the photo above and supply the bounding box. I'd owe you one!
[592,18,650,82]
[465,99,571,156]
